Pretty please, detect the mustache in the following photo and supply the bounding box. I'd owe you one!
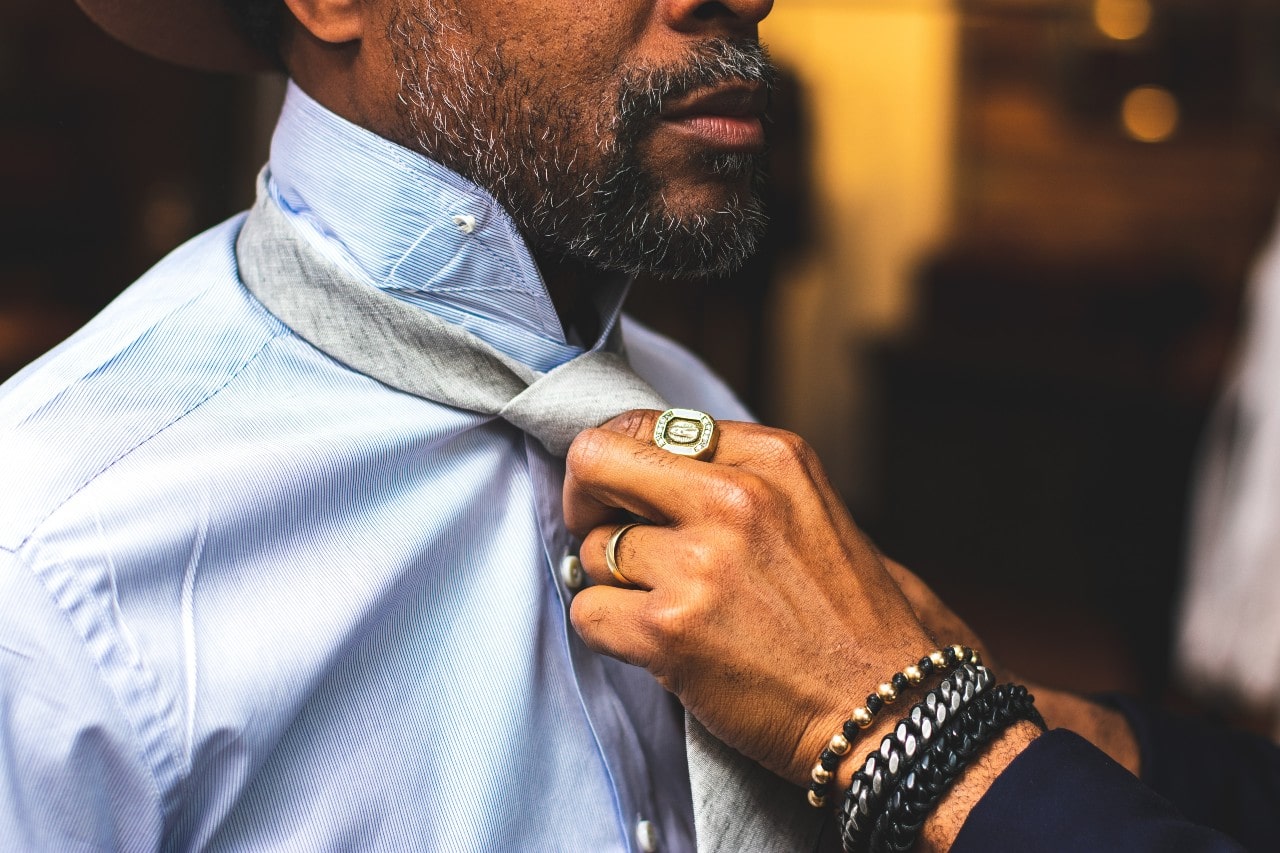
[615,38,777,129]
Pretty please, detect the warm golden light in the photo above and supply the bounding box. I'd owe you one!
[1121,86,1180,143]
[1094,0,1152,41]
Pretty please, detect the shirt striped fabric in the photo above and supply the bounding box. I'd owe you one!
[0,81,749,851]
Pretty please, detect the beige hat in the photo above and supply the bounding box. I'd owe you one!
[75,0,273,73]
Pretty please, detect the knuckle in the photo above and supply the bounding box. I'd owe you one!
[566,427,610,473]
[684,537,717,572]
[712,471,773,519]
[759,428,816,471]
[642,594,688,644]
[612,409,655,443]
[680,537,731,586]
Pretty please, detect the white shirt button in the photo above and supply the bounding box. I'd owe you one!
[451,213,477,234]
[559,553,584,591]
[636,819,658,852]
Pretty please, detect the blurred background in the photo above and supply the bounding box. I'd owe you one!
[4,0,1280,731]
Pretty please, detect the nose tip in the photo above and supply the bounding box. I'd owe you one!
[664,0,775,33]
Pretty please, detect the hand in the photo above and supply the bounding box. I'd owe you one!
[882,557,988,663]
[563,410,936,786]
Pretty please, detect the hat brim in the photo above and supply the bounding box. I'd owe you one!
[76,0,275,73]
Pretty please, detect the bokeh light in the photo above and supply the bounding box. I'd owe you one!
[1121,85,1180,143]
[1094,0,1153,41]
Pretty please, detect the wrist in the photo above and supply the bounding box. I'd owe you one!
[803,644,981,804]
[1030,687,1140,776]
[831,674,1045,853]
[915,719,1041,852]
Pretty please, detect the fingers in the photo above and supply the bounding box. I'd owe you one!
[564,424,769,536]
[578,520,707,592]
[563,425,680,534]
[569,585,660,670]
[574,409,856,543]
[581,520,656,590]
[596,409,825,482]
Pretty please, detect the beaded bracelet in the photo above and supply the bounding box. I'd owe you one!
[843,683,1046,853]
[838,664,993,849]
[807,645,982,808]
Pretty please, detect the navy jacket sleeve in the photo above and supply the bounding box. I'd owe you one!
[950,729,1245,852]
[1104,694,1280,853]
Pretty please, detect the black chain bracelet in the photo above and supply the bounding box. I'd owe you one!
[867,683,1046,853]
[839,663,993,851]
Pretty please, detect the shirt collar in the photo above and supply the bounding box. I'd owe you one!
[266,81,628,373]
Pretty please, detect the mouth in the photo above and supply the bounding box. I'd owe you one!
[659,84,768,154]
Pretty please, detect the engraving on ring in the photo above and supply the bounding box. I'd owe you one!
[654,408,718,459]
[666,418,702,445]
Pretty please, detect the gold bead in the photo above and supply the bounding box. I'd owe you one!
[903,665,924,685]
[808,789,827,808]
[951,644,966,662]
[877,682,899,703]
[971,649,983,665]
[812,763,832,785]
[853,706,874,728]
[829,733,851,755]
[929,650,948,669]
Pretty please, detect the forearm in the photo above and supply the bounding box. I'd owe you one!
[1031,685,1141,775]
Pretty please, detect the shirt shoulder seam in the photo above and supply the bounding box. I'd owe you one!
[14,331,287,552]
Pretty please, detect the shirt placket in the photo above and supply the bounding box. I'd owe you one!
[524,436,691,853]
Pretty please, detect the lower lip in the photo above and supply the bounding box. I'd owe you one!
[664,115,765,153]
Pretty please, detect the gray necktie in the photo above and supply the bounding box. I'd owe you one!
[236,186,829,853]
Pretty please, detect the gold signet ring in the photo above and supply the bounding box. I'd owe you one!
[605,522,644,588]
[653,408,719,461]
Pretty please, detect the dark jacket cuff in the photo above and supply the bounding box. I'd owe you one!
[950,728,1244,852]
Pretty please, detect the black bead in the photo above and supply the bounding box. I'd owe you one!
[918,656,934,675]
[866,693,884,714]
[892,672,909,691]
[821,749,840,770]
[943,646,959,666]
[844,720,860,741]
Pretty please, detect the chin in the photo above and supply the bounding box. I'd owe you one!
[658,178,756,218]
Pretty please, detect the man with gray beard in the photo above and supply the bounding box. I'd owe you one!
[0,0,789,850]
[5,2,1280,852]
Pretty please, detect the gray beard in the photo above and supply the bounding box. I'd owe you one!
[388,6,775,279]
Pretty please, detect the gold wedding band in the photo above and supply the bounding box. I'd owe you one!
[605,522,644,588]
[653,408,718,461]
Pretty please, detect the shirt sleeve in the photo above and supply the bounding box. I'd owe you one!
[0,547,164,851]
[1101,694,1280,853]
[951,729,1246,853]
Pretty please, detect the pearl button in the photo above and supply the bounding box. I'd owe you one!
[451,213,477,234]
[559,554,584,591]
[636,819,658,852]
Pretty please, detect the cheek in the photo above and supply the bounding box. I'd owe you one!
[475,2,645,84]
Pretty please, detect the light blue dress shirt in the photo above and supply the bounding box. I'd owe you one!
[0,82,749,851]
